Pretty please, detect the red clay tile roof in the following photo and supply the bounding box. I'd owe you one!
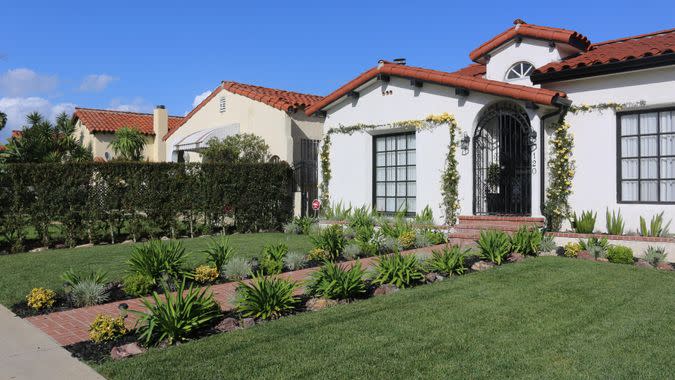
[305,62,567,115]
[164,81,323,141]
[469,21,591,62]
[0,145,5,151]
[73,108,185,136]
[11,130,23,139]
[534,28,675,76]
[453,63,486,78]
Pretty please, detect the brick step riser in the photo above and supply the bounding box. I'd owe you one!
[457,216,545,223]
[454,224,541,231]
[455,221,543,228]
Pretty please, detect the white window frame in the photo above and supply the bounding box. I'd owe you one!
[505,61,535,81]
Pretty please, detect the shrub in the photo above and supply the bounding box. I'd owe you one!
[564,242,581,258]
[423,229,447,245]
[260,243,288,275]
[539,234,557,253]
[235,274,298,320]
[427,246,469,276]
[607,245,634,264]
[310,225,346,261]
[222,257,253,280]
[89,314,127,344]
[283,219,302,235]
[640,212,672,237]
[203,237,235,272]
[579,237,609,254]
[194,265,219,284]
[26,288,56,310]
[414,232,432,248]
[322,201,353,221]
[61,269,108,290]
[135,280,221,346]
[122,273,155,297]
[127,240,189,283]
[414,205,435,225]
[606,209,625,235]
[70,280,109,307]
[283,217,317,235]
[510,227,543,256]
[570,210,596,234]
[343,243,362,260]
[476,230,511,265]
[643,246,667,267]
[398,230,417,250]
[307,261,366,300]
[283,251,307,271]
[380,236,401,254]
[372,253,424,288]
[379,217,413,240]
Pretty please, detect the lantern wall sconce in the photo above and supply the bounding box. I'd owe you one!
[460,132,470,154]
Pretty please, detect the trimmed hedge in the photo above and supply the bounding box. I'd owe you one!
[0,162,294,252]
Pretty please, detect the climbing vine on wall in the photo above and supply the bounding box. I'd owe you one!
[318,113,460,225]
[569,100,646,114]
[543,119,575,231]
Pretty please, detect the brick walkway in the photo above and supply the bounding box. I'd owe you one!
[26,245,442,346]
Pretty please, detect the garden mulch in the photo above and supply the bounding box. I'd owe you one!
[26,244,443,346]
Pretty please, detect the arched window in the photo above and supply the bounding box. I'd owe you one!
[505,61,534,81]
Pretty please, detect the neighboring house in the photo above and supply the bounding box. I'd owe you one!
[164,81,324,165]
[164,81,325,214]
[306,20,675,231]
[72,107,185,161]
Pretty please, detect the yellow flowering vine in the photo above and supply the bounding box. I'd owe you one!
[544,121,575,231]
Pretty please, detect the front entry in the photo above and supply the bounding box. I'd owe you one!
[473,102,533,215]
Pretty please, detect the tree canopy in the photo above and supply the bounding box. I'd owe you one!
[109,127,146,161]
[1,112,92,163]
[201,133,270,163]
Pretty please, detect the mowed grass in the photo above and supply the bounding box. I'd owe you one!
[0,233,312,306]
[98,257,675,379]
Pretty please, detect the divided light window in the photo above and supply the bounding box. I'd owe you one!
[374,133,416,214]
[618,109,675,203]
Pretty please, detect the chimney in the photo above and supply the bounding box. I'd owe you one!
[393,58,406,65]
[152,105,168,162]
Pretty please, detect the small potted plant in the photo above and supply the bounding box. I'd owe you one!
[485,163,502,213]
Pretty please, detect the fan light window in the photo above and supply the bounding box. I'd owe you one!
[505,62,534,80]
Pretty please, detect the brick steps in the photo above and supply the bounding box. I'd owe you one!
[448,215,545,246]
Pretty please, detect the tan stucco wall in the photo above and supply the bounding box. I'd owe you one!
[74,120,155,161]
[166,87,325,164]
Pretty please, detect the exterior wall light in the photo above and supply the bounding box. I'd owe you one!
[460,133,470,151]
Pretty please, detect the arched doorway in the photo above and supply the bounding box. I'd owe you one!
[473,102,534,215]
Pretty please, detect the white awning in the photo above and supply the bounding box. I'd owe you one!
[174,123,240,152]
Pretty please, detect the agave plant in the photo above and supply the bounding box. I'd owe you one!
[372,253,424,288]
[414,205,435,225]
[126,240,189,283]
[307,261,367,300]
[476,230,511,265]
[570,210,596,234]
[639,212,672,237]
[69,280,109,307]
[134,280,221,346]
[427,246,469,276]
[606,209,625,235]
[235,274,298,320]
[61,269,108,290]
[643,246,667,267]
[202,237,236,273]
[283,251,308,271]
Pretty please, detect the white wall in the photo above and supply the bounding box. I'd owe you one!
[323,76,545,224]
[544,66,675,232]
[485,38,570,85]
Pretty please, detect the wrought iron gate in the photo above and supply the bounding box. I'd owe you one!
[473,103,533,215]
[293,139,319,217]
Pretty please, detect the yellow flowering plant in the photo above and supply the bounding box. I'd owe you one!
[26,287,56,310]
[194,265,219,284]
[544,121,575,231]
[89,314,127,344]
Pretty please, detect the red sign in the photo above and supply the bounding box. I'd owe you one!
[311,199,321,211]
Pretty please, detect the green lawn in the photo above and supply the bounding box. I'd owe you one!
[97,257,675,379]
[0,233,312,306]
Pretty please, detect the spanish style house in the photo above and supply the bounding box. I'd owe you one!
[306,20,675,232]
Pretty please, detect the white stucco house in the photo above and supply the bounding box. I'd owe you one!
[306,20,675,233]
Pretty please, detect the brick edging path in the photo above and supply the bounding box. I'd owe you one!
[26,245,444,346]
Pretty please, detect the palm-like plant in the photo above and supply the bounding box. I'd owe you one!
[202,237,236,273]
[476,230,511,265]
[307,261,367,300]
[235,274,298,320]
[109,127,146,161]
[427,246,469,276]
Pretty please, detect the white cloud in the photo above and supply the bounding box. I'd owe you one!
[192,90,211,108]
[78,74,115,92]
[109,97,151,113]
[0,68,58,97]
[0,96,76,140]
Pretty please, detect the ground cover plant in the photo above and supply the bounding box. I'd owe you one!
[97,257,675,379]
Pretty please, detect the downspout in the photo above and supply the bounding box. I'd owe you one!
[539,95,572,217]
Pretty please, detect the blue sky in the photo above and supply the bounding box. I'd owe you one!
[1,0,673,141]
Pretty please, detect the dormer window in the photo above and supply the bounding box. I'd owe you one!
[505,61,534,80]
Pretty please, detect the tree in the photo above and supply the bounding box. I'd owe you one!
[3,112,92,163]
[201,133,270,163]
[109,127,146,161]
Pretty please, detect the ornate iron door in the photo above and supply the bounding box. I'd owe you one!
[473,103,533,215]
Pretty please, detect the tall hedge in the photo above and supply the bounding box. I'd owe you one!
[0,162,293,251]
